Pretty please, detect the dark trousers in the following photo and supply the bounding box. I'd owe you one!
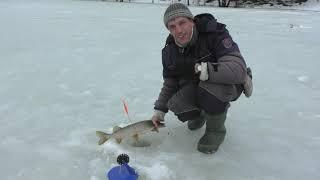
[167,83,229,122]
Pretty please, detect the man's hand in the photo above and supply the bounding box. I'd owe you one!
[194,62,209,81]
[151,110,165,129]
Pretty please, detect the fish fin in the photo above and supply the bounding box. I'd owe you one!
[96,131,111,145]
[115,138,122,144]
[112,126,122,133]
[133,134,139,142]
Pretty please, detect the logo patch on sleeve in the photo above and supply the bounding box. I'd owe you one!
[222,38,233,49]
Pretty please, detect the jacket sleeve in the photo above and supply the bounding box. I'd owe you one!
[154,78,179,113]
[206,28,247,85]
[154,45,179,112]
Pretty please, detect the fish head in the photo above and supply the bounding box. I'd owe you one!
[157,121,166,128]
[151,121,165,132]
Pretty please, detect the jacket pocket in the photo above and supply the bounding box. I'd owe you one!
[199,81,239,102]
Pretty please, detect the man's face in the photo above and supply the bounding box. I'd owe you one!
[167,17,194,46]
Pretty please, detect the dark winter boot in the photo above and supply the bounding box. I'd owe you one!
[187,113,205,131]
[197,112,227,154]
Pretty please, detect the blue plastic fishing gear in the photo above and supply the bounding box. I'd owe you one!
[107,154,138,180]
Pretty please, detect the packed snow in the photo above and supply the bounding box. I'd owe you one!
[0,0,319,180]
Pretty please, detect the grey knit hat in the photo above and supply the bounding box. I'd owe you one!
[163,3,194,27]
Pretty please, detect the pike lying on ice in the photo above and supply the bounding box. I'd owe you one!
[96,120,165,145]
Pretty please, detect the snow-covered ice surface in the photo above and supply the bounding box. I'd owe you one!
[0,0,320,180]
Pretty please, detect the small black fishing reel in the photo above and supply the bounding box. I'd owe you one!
[117,154,130,165]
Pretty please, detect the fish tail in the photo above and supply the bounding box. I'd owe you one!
[96,131,111,145]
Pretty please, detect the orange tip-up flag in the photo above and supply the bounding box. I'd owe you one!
[122,99,129,115]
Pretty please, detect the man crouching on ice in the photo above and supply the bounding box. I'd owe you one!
[151,3,253,154]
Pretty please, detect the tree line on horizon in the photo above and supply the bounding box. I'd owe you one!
[100,0,310,8]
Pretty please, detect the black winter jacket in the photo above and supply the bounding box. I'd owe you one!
[154,13,247,113]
